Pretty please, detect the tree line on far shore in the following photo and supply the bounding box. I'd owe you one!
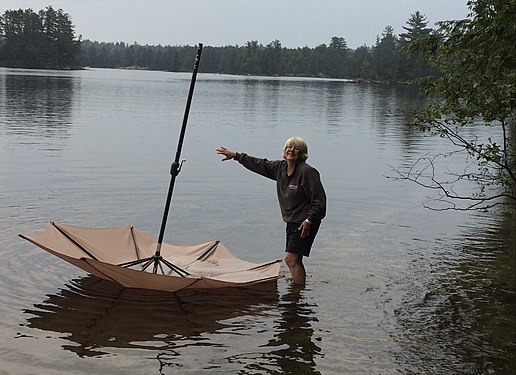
[0,6,433,82]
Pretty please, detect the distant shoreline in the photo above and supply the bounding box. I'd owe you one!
[0,65,412,85]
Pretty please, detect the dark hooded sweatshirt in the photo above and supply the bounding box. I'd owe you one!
[234,153,326,224]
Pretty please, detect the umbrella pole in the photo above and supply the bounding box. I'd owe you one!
[153,43,203,273]
[118,44,203,277]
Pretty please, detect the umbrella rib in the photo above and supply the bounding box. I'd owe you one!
[158,260,166,275]
[80,258,123,285]
[51,222,98,260]
[196,241,220,262]
[158,257,190,276]
[140,257,157,272]
[247,259,282,271]
[129,226,141,260]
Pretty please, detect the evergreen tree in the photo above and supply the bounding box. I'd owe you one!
[351,45,373,79]
[372,26,399,81]
[241,40,262,74]
[399,11,432,44]
[0,6,80,69]
[399,11,433,79]
[262,40,284,75]
[328,36,348,78]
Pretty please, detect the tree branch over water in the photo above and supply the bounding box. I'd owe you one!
[390,152,514,211]
[395,0,516,211]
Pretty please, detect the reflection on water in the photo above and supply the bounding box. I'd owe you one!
[23,276,324,374]
[264,285,322,375]
[157,285,322,375]
[0,69,77,146]
[24,276,279,358]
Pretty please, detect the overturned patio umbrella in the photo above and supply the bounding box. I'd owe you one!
[20,44,282,293]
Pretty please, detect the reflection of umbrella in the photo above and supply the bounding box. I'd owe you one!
[24,275,279,357]
[19,44,282,292]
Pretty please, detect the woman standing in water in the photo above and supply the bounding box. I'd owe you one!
[216,136,326,285]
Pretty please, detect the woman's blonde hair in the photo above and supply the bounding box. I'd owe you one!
[284,136,308,162]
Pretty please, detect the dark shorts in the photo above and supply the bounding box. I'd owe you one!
[285,221,320,257]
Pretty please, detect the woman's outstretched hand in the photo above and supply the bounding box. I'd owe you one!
[216,147,236,161]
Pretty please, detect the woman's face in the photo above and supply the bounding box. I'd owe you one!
[283,144,300,161]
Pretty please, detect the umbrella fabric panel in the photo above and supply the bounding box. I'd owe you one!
[184,258,280,277]
[159,240,237,261]
[200,261,282,284]
[56,222,146,263]
[20,222,92,260]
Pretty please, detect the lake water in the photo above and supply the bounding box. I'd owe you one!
[0,67,514,375]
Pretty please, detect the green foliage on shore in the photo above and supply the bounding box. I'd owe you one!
[0,6,81,69]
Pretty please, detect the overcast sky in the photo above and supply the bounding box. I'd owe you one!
[2,0,470,48]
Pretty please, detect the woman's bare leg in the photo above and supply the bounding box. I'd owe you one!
[284,252,306,285]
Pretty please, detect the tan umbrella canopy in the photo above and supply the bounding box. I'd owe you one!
[20,222,282,293]
[20,44,282,292]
